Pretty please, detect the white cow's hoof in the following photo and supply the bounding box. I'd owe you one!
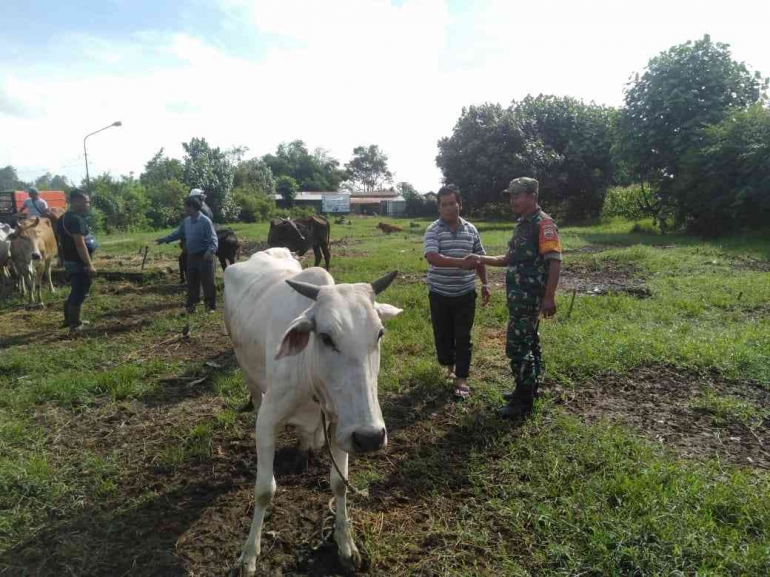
[339,542,362,572]
[237,552,257,576]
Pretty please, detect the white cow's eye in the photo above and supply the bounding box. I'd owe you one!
[320,333,338,351]
[377,329,385,341]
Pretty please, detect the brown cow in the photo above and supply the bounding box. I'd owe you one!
[377,222,403,234]
[9,217,58,306]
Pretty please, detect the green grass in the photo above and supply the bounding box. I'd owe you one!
[1,215,769,574]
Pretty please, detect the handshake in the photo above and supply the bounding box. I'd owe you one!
[459,253,483,270]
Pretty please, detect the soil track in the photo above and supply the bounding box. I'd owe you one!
[554,366,770,469]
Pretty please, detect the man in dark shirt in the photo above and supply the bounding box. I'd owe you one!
[57,189,97,332]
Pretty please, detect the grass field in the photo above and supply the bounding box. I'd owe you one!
[1,216,768,575]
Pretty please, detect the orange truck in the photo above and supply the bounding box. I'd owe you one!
[0,190,68,226]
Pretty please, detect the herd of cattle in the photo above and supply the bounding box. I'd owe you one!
[0,214,61,305]
[2,213,414,573]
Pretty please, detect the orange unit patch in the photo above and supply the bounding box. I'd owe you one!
[538,220,562,255]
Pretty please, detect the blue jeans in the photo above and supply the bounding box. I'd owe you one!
[64,261,92,306]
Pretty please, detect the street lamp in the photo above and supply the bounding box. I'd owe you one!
[83,121,122,193]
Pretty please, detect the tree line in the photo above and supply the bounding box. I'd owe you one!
[0,140,397,233]
[2,35,768,236]
[437,35,769,235]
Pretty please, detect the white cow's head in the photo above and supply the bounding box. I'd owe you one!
[276,271,402,454]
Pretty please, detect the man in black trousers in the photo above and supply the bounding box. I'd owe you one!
[423,184,489,399]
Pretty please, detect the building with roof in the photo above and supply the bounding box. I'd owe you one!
[274,191,351,213]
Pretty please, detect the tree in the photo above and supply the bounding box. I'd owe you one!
[182,137,242,221]
[30,172,72,191]
[89,173,149,233]
[344,145,393,193]
[234,158,275,196]
[674,103,770,235]
[275,175,299,207]
[397,181,427,216]
[618,35,768,224]
[512,95,616,219]
[140,148,184,190]
[0,166,24,191]
[436,103,543,211]
[262,141,345,191]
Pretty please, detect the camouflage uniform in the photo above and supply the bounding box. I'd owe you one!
[505,191,562,410]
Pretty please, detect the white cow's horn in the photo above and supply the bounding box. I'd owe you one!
[286,279,321,301]
[371,270,398,295]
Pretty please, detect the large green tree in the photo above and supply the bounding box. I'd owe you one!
[513,95,616,219]
[275,175,299,207]
[344,145,393,193]
[234,157,275,196]
[182,137,242,221]
[262,141,345,191]
[140,148,184,190]
[0,166,24,191]
[436,103,546,211]
[618,35,767,223]
[675,103,770,235]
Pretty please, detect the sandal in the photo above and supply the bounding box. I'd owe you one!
[454,383,471,399]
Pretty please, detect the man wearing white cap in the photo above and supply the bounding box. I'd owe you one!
[189,188,213,221]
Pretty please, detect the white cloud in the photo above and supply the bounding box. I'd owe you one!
[1,0,769,190]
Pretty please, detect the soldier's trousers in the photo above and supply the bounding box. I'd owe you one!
[505,303,543,398]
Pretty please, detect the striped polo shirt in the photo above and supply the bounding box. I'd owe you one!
[423,217,485,297]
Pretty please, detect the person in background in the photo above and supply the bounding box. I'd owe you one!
[157,196,218,313]
[465,177,562,418]
[20,187,50,219]
[423,184,490,400]
[188,188,213,220]
[57,189,97,332]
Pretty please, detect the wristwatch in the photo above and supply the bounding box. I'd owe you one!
[482,284,490,289]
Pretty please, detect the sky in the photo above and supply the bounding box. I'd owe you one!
[1,0,769,192]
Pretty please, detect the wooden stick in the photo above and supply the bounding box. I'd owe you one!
[140,246,150,270]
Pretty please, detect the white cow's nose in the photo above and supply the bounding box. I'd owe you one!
[351,427,386,453]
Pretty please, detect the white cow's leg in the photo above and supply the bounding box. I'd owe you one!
[239,409,278,576]
[330,439,361,571]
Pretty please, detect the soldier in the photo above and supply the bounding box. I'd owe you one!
[465,177,562,417]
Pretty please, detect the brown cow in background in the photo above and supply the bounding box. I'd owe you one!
[377,222,403,234]
[268,215,331,269]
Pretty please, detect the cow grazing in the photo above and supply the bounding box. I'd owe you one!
[8,217,58,306]
[178,228,241,283]
[377,221,403,234]
[267,215,331,269]
[224,248,402,575]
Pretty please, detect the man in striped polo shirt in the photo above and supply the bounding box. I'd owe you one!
[423,184,490,399]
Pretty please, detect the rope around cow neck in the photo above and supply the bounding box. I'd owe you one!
[320,409,369,498]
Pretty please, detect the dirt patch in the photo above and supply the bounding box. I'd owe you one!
[563,244,624,255]
[730,256,770,272]
[559,259,649,296]
[555,367,770,469]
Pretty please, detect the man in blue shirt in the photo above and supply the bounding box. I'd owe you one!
[157,196,218,313]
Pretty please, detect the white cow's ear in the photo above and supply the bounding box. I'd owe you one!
[375,303,403,321]
[275,315,315,359]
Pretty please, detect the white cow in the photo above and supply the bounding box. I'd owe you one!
[224,248,402,575]
[0,223,13,295]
